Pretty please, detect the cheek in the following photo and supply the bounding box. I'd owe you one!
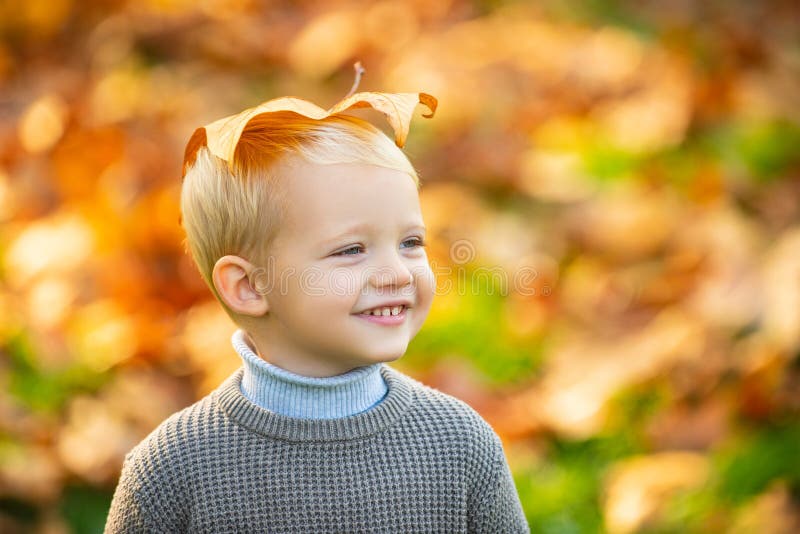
[294,268,362,315]
[285,265,343,301]
[265,263,347,313]
[326,267,361,299]
[412,262,436,307]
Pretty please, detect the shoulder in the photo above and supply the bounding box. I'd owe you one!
[388,366,509,490]
[387,365,503,452]
[107,391,221,531]
[121,389,221,484]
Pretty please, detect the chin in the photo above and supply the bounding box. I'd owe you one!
[381,352,405,364]
[365,348,407,365]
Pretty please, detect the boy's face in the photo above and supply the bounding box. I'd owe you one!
[248,158,435,377]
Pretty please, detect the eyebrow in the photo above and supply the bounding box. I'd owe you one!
[319,222,426,248]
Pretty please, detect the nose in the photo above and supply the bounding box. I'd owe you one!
[367,248,415,289]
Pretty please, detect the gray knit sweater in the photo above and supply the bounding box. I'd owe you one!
[104,363,530,533]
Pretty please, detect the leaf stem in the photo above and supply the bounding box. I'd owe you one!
[344,61,365,98]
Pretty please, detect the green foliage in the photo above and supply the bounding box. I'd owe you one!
[581,143,644,183]
[6,331,106,415]
[606,380,671,434]
[656,485,725,534]
[406,282,543,386]
[541,0,658,39]
[60,484,114,534]
[715,423,800,504]
[517,434,642,533]
[709,119,800,182]
[636,422,800,531]
[733,120,800,181]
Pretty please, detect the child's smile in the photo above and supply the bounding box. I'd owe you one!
[355,303,410,325]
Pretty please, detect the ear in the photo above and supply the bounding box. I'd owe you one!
[212,255,269,317]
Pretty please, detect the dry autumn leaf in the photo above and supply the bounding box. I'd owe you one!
[182,91,437,177]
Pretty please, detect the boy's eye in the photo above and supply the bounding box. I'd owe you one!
[402,237,426,249]
[333,238,425,257]
[335,245,364,256]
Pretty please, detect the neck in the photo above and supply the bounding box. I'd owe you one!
[231,329,389,419]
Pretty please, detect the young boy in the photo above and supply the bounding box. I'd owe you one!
[104,93,529,533]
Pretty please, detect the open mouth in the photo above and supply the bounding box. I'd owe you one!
[359,305,407,317]
[355,305,408,325]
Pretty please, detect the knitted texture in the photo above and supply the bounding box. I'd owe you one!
[233,328,389,419]
[104,364,530,533]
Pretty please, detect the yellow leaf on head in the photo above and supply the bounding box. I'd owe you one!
[182,91,437,177]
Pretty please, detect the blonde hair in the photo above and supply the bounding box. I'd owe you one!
[179,111,420,321]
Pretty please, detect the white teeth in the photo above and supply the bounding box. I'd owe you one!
[362,305,405,316]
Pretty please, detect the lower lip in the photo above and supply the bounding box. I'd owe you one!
[354,307,408,326]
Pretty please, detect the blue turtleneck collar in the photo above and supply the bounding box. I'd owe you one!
[231,329,389,420]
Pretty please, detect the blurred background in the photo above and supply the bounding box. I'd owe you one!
[2,0,800,532]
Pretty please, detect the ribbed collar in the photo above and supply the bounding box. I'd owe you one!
[212,360,416,442]
[230,328,391,419]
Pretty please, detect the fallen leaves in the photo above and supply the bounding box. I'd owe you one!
[1,2,799,533]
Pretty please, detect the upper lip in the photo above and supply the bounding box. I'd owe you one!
[356,299,413,314]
